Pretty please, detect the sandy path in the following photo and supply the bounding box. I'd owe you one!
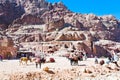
[0,56,96,73]
[0,55,116,80]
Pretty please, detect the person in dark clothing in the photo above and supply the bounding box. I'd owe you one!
[113,52,119,67]
[7,54,11,60]
[94,56,98,64]
[0,55,3,61]
[108,55,112,62]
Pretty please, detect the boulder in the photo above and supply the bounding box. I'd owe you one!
[99,60,105,65]
[49,58,55,62]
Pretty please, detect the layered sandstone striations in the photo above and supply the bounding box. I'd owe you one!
[0,0,120,57]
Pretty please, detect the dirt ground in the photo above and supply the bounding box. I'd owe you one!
[0,55,120,80]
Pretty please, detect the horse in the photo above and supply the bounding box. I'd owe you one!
[19,57,32,65]
[67,53,83,66]
[68,56,79,66]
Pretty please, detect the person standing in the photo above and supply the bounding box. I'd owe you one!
[113,50,119,67]
[35,57,41,68]
[0,55,3,61]
[106,55,112,64]
[83,51,87,61]
[69,53,74,66]
[94,56,98,64]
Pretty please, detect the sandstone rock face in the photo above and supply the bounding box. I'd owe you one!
[0,24,7,30]
[0,36,17,59]
[64,13,120,41]
[55,31,86,41]
[2,0,120,35]
[23,0,49,15]
[0,36,14,47]
[0,0,24,30]
[45,18,65,32]
[0,0,120,58]
[12,14,44,25]
[45,31,58,41]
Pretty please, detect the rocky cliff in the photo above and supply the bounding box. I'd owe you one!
[0,0,120,57]
[0,0,25,30]
[3,0,120,40]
